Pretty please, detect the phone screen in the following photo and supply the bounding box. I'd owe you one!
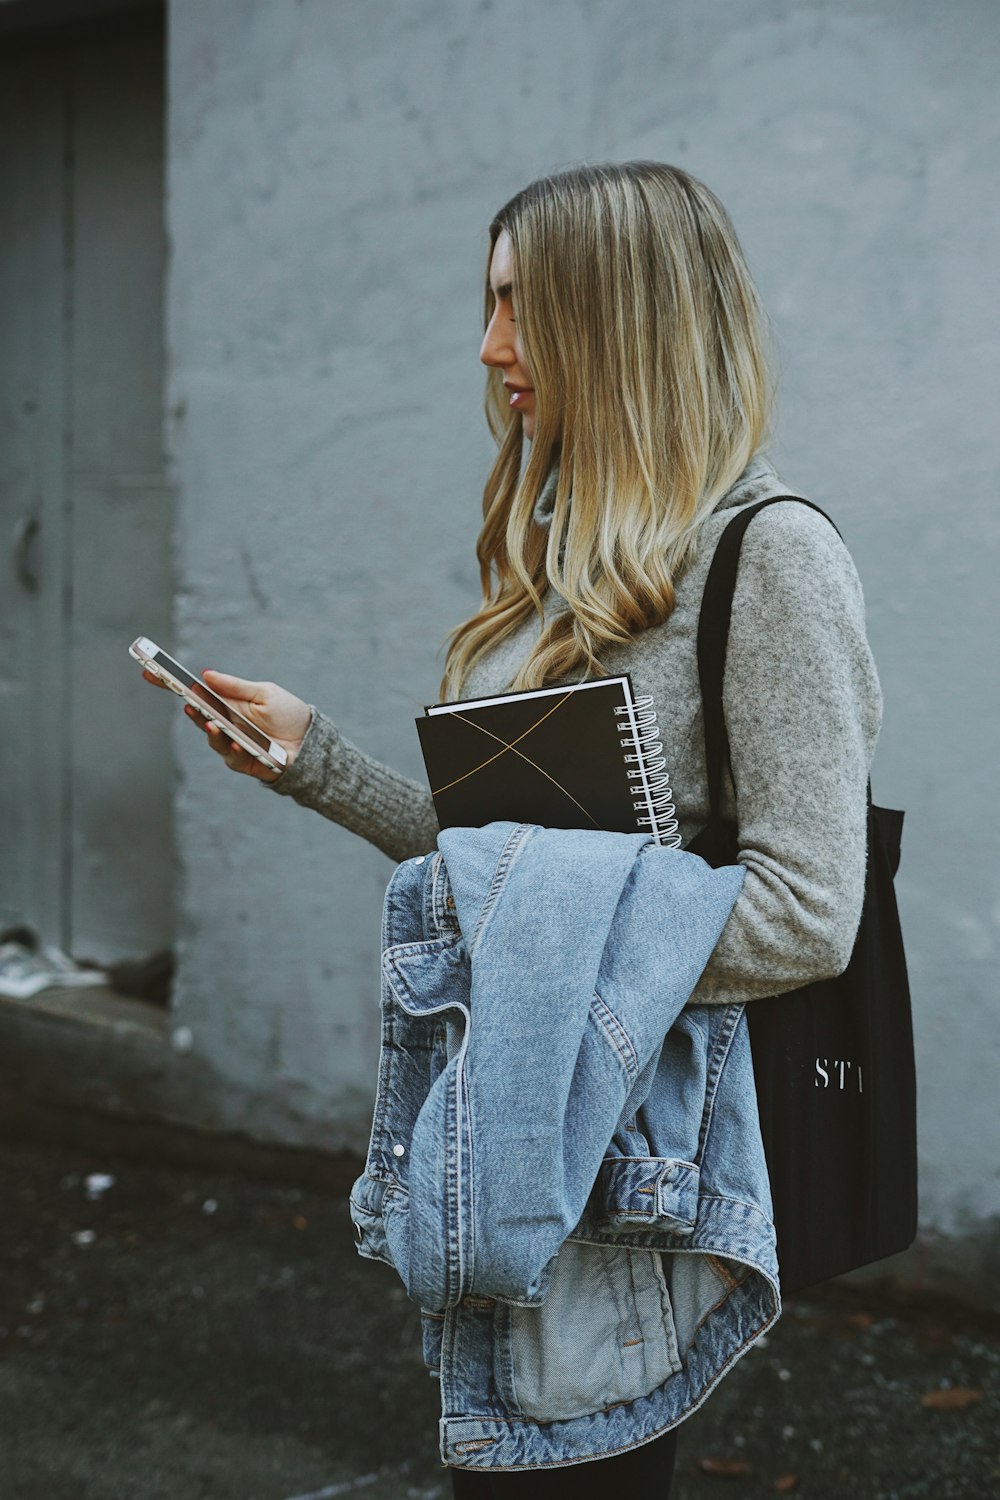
[150,649,272,753]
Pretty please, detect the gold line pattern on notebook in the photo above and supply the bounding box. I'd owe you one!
[430,692,602,829]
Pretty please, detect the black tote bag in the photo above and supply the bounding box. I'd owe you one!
[688,496,918,1294]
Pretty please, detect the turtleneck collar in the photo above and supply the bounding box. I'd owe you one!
[531,452,785,529]
[710,453,789,511]
[532,466,560,527]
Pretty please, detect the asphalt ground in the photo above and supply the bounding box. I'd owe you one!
[0,1132,997,1500]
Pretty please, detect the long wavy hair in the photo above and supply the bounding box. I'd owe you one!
[440,161,774,700]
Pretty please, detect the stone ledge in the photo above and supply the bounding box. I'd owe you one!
[0,1084,362,1193]
[0,982,169,1038]
[0,979,368,1170]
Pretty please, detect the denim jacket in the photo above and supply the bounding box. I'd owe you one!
[351,822,780,1471]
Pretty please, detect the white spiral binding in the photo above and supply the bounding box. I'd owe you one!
[614,696,682,847]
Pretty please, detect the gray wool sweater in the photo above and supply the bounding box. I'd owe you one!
[270,455,882,1008]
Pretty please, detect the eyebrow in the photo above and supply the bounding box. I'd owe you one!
[491,281,513,301]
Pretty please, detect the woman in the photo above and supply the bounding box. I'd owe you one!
[150,163,881,1493]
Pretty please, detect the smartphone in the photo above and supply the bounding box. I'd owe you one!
[129,637,288,772]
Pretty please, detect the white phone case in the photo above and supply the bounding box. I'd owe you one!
[129,637,287,772]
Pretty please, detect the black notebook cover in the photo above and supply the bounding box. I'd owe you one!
[416,676,653,835]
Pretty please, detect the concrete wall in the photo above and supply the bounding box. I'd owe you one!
[165,0,999,1269]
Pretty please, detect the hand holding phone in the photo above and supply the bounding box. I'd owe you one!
[130,638,311,781]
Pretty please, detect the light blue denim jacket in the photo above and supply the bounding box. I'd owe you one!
[351,822,780,1471]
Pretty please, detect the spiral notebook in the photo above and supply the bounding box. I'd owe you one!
[416,674,680,844]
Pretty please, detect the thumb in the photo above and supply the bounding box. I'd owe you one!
[201,668,265,704]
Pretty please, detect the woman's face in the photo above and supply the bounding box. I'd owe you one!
[480,229,536,440]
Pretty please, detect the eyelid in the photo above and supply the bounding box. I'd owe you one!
[488,287,516,323]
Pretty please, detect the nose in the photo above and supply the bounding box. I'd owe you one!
[479,307,513,369]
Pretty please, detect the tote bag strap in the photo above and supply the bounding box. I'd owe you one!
[697,495,850,820]
[696,496,915,1293]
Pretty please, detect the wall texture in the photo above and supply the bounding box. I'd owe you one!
[165,0,999,1274]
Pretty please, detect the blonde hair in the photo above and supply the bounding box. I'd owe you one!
[440,161,774,700]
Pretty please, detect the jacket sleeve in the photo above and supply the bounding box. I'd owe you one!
[264,708,441,862]
[688,503,883,1006]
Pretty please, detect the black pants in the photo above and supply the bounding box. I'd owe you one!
[448,1426,677,1497]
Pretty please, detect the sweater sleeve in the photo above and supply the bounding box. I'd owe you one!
[264,708,441,863]
[689,503,882,1006]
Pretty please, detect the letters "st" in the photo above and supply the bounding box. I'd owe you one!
[814,1058,864,1092]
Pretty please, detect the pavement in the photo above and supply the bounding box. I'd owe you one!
[0,1128,997,1500]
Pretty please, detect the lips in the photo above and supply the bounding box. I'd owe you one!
[504,384,534,408]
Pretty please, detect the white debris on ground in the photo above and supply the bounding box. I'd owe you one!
[0,928,106,1000]
[84,1174,115,1199]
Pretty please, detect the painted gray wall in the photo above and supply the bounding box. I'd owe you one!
[166,0,999,1254]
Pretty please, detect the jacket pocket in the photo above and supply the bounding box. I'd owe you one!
[421,1308,444,1373]
[493,1240,681,1423]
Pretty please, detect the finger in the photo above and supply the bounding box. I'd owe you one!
[206,722,253,772]
[205,722,235,755]
[184,704,210,732]
[142,669,170,690]
[203,722,276,781]
[201,668,265,704]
